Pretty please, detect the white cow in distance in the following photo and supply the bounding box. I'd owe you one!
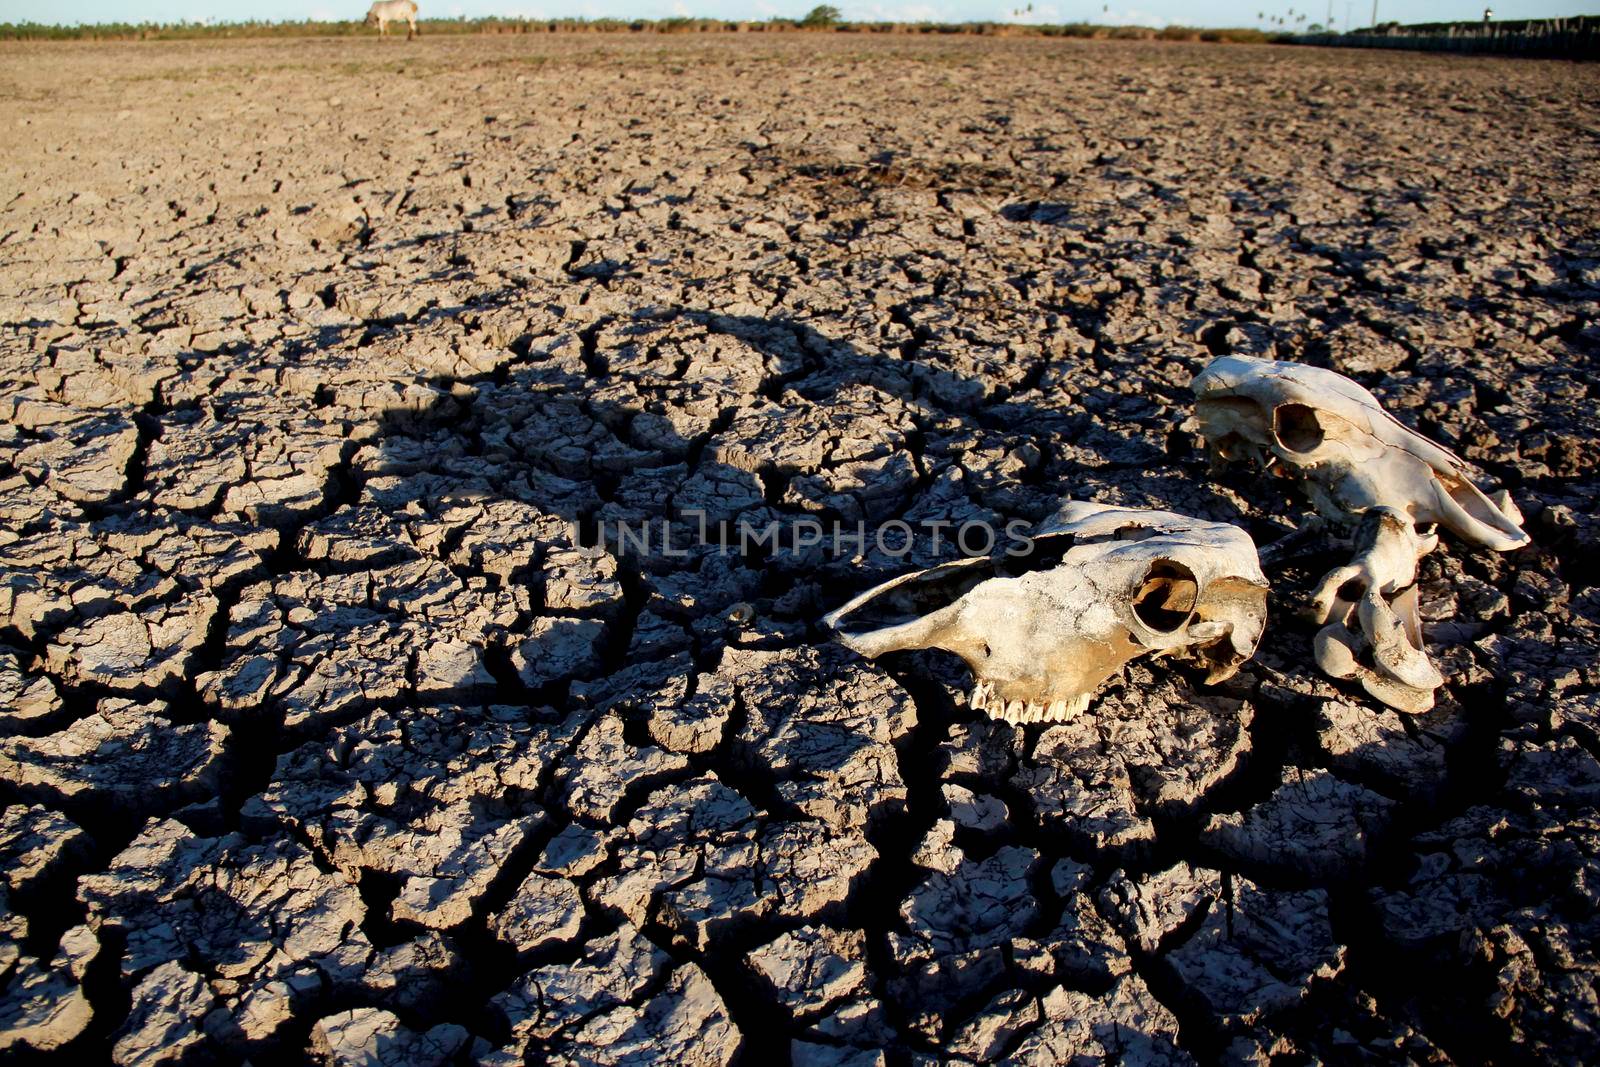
[364,0,419,38]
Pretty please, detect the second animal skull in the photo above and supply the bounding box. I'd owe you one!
[1192,355,1526,549]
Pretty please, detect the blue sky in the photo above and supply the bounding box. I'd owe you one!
[2,0,1592,30]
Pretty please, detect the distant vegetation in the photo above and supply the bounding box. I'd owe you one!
[800,6,843,29]
[0,16,1283,43]
[12,11,1585,51]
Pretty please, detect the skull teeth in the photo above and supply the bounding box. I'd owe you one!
[968,682,1089,724]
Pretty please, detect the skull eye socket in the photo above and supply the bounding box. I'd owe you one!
[1272,403,1326,454]
[1132,560,1198,632]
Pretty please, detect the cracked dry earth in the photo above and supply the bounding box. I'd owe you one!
[1,31,1598,1067]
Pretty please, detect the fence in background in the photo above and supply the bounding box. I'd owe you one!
[1296,16,1599,59]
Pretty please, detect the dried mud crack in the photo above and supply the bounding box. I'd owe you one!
[1,31,1598,1066]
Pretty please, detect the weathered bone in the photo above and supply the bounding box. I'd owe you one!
[1192,355,1527,550]
[1192,355,1528,713]
[1310,508,1442,713]
[823,501,1268,725]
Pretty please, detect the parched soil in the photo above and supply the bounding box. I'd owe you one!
[1,32,1598,1065]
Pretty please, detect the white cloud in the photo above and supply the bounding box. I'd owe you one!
[991,0,1172,24]
[1091,5,1170,24]
[855,2,944,20]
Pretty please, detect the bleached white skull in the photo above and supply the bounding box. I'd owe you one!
[1311,507,1442,713]
[1192,355,1529,714]
[1191,355,1528,551]
[823,502,1269,725]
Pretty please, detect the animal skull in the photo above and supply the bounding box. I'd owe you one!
[1191,355,1527,550]
[822,501,1269,725]
[1192,355,1529,714]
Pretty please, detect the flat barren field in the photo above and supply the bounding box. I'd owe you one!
[2,32,1598,1064]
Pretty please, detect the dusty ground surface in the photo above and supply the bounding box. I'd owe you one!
[2,31,1599,1065]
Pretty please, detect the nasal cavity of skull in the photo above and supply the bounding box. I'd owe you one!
[1272,403,1326,454]
[1133,560,1198,632]
[1445,477,1518,533]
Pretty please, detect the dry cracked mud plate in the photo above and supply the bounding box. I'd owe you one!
[1,31,1598,1066]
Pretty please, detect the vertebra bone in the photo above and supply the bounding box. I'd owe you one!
[823,502,1268,725]
[1311,508,1442,714]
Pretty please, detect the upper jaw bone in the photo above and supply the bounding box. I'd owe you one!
[967,682,1089,724]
